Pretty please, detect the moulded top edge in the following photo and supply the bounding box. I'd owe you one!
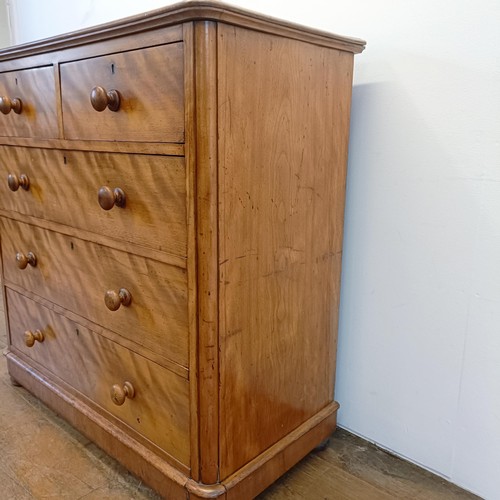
[0,0,366,62]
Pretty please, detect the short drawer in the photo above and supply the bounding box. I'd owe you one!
[0,66,58,138]
[0,218,188,368]
[7,289,190,466]
[0,146,187,257]
[60,44,184,142]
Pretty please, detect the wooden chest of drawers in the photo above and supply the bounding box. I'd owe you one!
[0,2,365,498]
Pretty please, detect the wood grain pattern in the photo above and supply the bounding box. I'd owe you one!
[194,20,220,484]
[61,43,184,143]
[0,2,364,64]
[0,66,58,138]
[0,218,188,368]
[0,146,187,257]
[217,25,354,477]
[7,288,190,467]
[0,4,364,497]
[224,405,337,499]
[183,20,201,481]
[0,136,185,155]
[5,353,191,499]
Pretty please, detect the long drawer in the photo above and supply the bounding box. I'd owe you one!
[0,66,58,139]
[7,289,190,466]
[0,218,188,367]
[60,44,184,143]
[0,147,187,257]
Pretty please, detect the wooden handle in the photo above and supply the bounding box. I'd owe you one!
[24,329,44,347]
[7,173,30,191]
[0,96,22,114]
[16,251,37,269]
[104,288,132,311]
[90,86,121,112]
[111,381,135,406]
[98,186,126,210]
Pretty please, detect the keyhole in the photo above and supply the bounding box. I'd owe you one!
[70,242,74,250]
[111,63,115,74]
[63,156,67,165]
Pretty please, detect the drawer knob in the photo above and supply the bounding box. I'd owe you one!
[111,381,135,406]
[90,86,121,112]
[104,288,132,311]
[0,96,23,114]
[8,173,30,191]
[24,329,44,347]
[98,186,126,210]
[16,251,37,269]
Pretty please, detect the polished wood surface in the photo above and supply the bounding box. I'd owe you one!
[15,250,37,269]
[7,289,190,467]
[194,20,220,485]
[1,219,189,368]
[0,66,58,138]
[90,85,121,112]
[0,95,23,114]
[24,328,44,347]
[0,2,365,498]
[0,147,187,256]
[60,43,184,142]
[0,2,364,63]
[7,172,30,191]
[217,24,354,478]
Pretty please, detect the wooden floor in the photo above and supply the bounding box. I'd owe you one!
[0,298,478,499]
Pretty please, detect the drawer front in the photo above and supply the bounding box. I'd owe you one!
[0,218,188,367]
[60,44,184,142]
[0,147,187,257]
[0,67,58,138]
[7,289,190,466]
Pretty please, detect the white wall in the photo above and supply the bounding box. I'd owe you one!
[5,1,500,498]
[0,0,10,47]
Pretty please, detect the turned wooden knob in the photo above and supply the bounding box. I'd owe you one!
[111,381,135,406]
[7,173,30,191]
[0,96,22,114]
[98,186,126,210]
[104,288,132,311]
[16,251,37,269]
[24,329,44,347]
[90,86,120,112]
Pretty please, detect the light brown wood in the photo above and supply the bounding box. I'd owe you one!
[60,43,184,143]
[6,281,188,379]
[0,95,23,114]
[6,353,191,496]
[7,172,30,191]
[194,20,220,484]
[183,19,201,482]
[15,250,37,269]
[0,2,364,64]
[110,381,136,406]
[0,147,187,257]
[0,2,365,498]
[90,85,121,112]
[0,66,58,138]
[0,136,185,155]
[217,24,354,477]
[224,405,337,499]
[7,289,190,467]
[24,328,44,347]
[1,218,189,368]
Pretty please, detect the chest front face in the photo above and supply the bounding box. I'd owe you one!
[0,4,364,498]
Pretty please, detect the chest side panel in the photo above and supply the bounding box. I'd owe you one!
[217,24,355,478]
